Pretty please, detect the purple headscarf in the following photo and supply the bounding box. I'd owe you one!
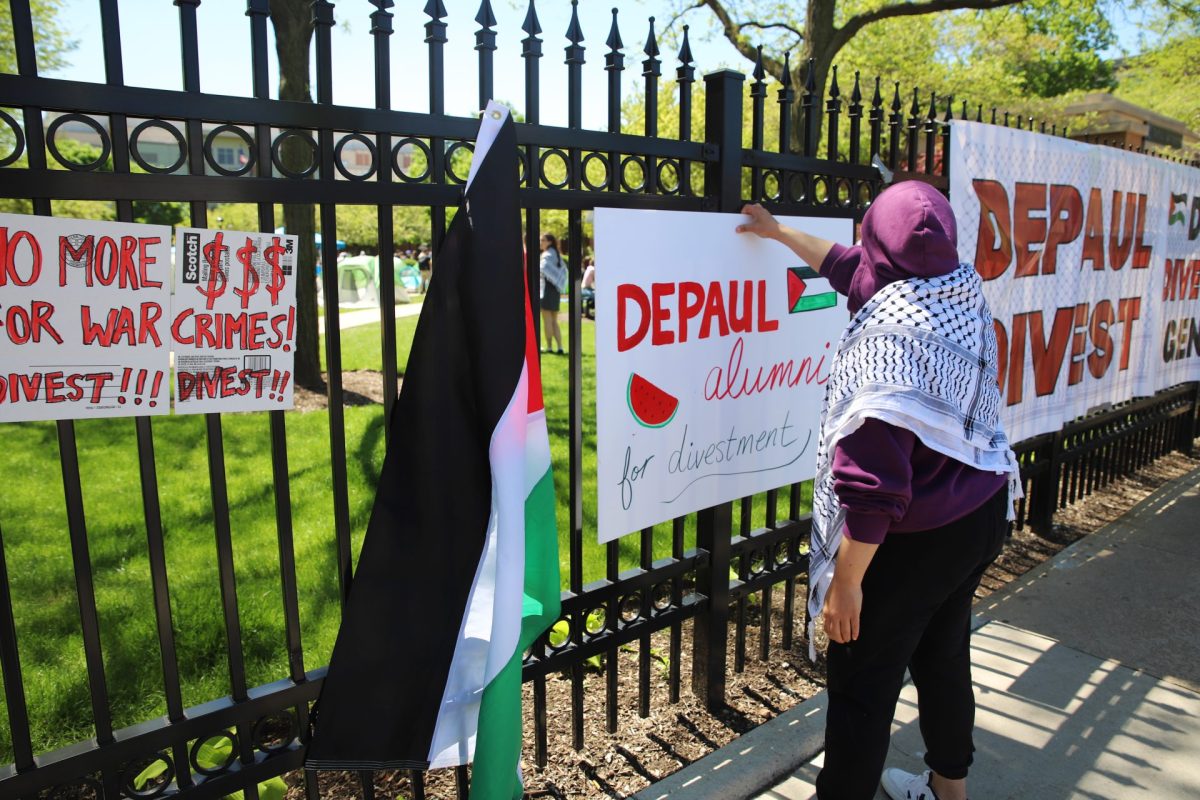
[843,181,959,314]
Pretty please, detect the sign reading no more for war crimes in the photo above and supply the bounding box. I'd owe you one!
[0,214,172,422]
[171,227,298,414]
[595,208,852,543]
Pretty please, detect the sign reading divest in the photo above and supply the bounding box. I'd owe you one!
[594,208,852,543]
[171,227,298,414]
[950,121,1200,442]
[0,213,172,421]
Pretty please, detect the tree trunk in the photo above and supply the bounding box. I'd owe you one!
[791,0,835,156]
[271,1,322,390]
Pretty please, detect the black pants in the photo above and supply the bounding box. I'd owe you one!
[815,487,1008,800]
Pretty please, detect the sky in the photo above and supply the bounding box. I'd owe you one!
[41,0,1153,132]
[44,0,730,131]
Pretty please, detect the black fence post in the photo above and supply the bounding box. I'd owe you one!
[1031,431,1063,536]
[692,502,733,710]
[704,69,744,212]
[691,69,742,711]
[1186,382,1200,456]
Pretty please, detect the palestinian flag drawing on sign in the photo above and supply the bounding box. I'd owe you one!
[305,102,561,800]
[787,266,838,313]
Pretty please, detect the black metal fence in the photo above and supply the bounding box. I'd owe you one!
[1,2,1198,799]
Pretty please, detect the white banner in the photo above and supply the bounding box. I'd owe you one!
[950,121,1200,443]
[171,227,298,414]
[594,208,852,543]
[0,214,172,421]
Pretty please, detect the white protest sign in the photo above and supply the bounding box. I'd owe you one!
[0,213,172,422]
[950,121,1200,442]
[171,227,298,414]
[595,208,852,543]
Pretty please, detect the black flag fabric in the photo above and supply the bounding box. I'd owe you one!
[305,103,561,800]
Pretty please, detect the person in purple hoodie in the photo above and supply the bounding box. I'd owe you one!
[737,181,1021,800]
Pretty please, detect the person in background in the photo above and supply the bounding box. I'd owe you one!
[417,244,432,293]
[539,232,567,354]
[736,182,1021,800]
[581,256,596,319]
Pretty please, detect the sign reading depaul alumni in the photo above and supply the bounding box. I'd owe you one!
[594,208,852,543]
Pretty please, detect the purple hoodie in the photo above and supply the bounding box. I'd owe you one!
[820,182,1006,544]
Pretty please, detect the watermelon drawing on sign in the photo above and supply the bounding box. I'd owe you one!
[627,373,679,428]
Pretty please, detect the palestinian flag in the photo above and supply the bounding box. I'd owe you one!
[305,102,561,800]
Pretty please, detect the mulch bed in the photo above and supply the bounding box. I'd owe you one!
[282,381,1198,799]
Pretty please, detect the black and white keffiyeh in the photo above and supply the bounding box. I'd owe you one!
[806,262,1022,660]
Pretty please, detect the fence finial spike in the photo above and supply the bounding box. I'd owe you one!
[829,65,840,99]
[850,70,862,104]
[781,51,792,86]
[927,90,937,120]
[943,95,953,123]
[606,7,622,51]
[678,24,694,65]
[872,75,882,108]
[892,82,902,112]
[804,57,816,94]
[753,45,766,82]
[566,0,584,45]
[910,87,921,116]
[475,0,496,29]
[424,0,447,21]
[522,0,541,37]
[644,16,659,58]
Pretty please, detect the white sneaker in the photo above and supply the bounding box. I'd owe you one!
[881,768,939,800]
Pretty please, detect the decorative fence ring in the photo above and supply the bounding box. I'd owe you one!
[0,109,26,168]
[655,159,683,195]
[814,175,832,205]
[121,751,175,799]
[619,593,641,623]
[252,710,299,754]
[333,132,377,181]
[538,148,570,190]
[749,548,767,577]
[444,140,475,185]
[581,152,610,191]
[547,619,572,652]
[204,124,256,177]
[788,173,810,204]
[392,137,432,183]
[46,113,111,172]
[774,543,790,567]
[836,177,853,209]
[651,582,672,611]
[761,169,782,202]
[189,731,239,776]
[269,129,317,179]
[129,119,186,174]
[619,155,647,193]
[515,146,527,185]
[858,180,876,208]
[582,606,607,640]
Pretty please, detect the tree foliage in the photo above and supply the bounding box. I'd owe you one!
[1113,17,1200,136]
[679,0,1125,150]
[0,0,76,75]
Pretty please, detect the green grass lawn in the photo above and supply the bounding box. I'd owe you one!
[0,316,806,762]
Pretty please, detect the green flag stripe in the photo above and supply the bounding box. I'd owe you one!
[470,466,560,800]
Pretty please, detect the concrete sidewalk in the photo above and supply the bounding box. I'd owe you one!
[637,465,1200,800]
